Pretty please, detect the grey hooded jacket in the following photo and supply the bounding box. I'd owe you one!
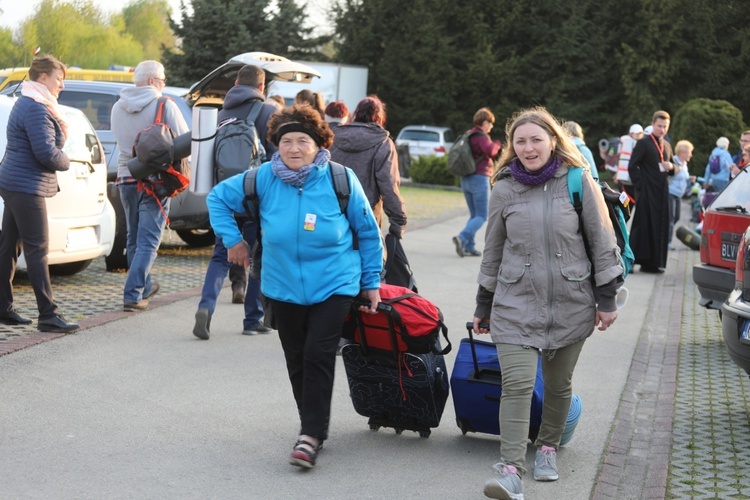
[329,122,406,235]
[476,163,622,350]
[111,85,189,181]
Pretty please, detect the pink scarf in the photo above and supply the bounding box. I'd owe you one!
[21,80,68,139]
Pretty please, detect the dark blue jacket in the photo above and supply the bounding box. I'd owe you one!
[0,96,70,197]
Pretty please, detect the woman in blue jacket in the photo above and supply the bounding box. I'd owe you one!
[0,54,79,333]
[207,104,383,470]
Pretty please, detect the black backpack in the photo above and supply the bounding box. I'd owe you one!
[213,100,266,183]
[242,162,353,281]
[133,97,190,213]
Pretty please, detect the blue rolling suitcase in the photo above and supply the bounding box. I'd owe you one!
[450,322,544,440]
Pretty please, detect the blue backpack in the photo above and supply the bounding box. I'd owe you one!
[567,167,635,279]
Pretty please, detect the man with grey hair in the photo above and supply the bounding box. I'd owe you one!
[111,60,188,311]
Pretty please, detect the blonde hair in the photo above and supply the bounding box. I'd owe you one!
[561,121,584,139]
[495,107,587,181]
[675,140,694,155]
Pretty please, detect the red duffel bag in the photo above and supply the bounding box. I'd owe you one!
[343,284,451,355]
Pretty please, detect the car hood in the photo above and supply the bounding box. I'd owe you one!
[186,52,321,106]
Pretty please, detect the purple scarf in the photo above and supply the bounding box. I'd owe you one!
[508,156,563,186]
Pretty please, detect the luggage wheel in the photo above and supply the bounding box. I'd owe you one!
[369,424,381,432]
[456,418,469,435]
[418,430,431,438]
[394,428,403,435]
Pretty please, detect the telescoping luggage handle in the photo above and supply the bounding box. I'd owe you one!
[353,298,451,355]
[465,321,502,380]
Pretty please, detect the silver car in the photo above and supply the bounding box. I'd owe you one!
[396,125,456,159]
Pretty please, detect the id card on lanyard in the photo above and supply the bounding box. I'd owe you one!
[650,134,669,172]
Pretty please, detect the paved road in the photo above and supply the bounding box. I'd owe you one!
[0,205,748,499]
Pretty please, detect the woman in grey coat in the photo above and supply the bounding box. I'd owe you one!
[475,107,622,500]
[329,96,406,238]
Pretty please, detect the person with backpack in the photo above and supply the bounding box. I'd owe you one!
[451,107,502,257]
[0,54,79,333]
[703,136,734,193]
[329,96,407,239]
[193,64,280,339]
[206,104,383,470]
[474,107,622,500]
[614,124,644,200]
[562,121,598,181]
[111,60,188,311]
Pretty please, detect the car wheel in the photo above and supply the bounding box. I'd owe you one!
[176,229,215,247]
[105,183,129,272]
[49,259,93,276]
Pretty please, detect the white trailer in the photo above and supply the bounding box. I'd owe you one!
[267,61,369,112]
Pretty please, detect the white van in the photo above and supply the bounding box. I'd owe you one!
[0,95,116,275]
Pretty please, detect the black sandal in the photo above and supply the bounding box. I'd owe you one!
[289,439,322,469]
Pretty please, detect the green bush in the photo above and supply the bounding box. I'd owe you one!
[671,99,746,177]
[408,155,457,186]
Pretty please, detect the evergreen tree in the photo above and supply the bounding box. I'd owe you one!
[164,0,329,87]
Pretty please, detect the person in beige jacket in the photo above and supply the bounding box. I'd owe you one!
[474,107,623,500]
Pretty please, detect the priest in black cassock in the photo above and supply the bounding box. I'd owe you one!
[628,110,674,273]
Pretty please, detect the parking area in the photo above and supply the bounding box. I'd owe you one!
[0,230,211,342]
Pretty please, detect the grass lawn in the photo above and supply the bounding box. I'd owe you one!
[400,184,467,225]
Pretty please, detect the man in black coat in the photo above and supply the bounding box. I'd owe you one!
[193,65,279,339]
[628,110,675,273]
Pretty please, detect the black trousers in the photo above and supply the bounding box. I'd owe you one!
[0,189,58,319]
[271,294,354,441]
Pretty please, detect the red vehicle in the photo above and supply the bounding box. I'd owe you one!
[721,224,750,375]
[693,170,750,309]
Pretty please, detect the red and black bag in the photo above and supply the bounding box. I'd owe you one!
[344,284,451,355]
[133,97,190,222]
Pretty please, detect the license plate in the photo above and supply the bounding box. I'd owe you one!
[722,242,738,262]
[740,319,750,346]
[66,227,98,250]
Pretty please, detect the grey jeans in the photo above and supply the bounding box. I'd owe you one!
[496,339,586,474]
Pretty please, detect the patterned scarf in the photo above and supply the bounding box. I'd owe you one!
[508,155,562,186]
[21,80,67,134]
[271,148,332,187]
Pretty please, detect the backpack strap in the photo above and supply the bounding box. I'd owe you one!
[154,96,169,125]
[329,161,350,214]
[242,168,260,222]
[242,163,359,251]
[246,100,263,123]
[567,166,594,265]
[329,161,358,250]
